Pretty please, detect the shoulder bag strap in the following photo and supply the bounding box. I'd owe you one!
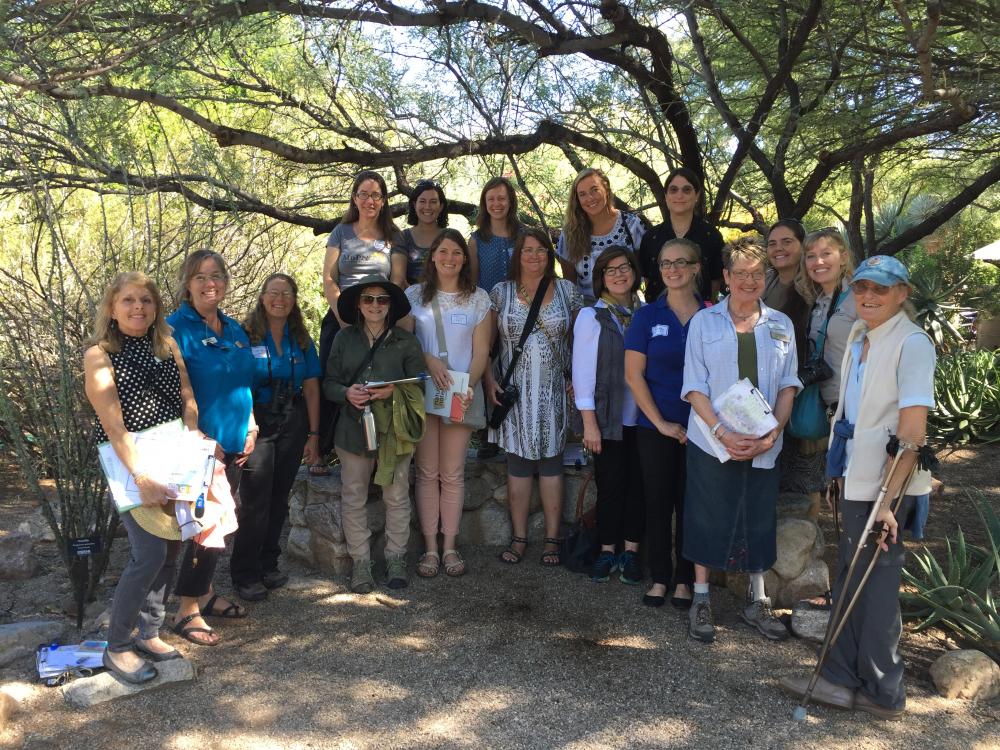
[429,294,451,369]
[498,276,551,389]
[814,288,850,356]
[349,327,391,385]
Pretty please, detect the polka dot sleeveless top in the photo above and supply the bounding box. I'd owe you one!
[94,334,183,442]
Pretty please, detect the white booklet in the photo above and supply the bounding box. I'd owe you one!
[424,369,470,421]
[97,419,216,512]
[694,378,779,463]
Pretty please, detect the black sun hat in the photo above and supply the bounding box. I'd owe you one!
[337,274,411,326]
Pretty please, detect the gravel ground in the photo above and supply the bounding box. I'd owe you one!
[2,544,996,750]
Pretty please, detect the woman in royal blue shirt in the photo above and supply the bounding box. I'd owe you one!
[168,250,257,644]
[232,273,322,601]
[625,238,706,609]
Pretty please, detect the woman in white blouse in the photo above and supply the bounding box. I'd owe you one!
[401,229,492,577]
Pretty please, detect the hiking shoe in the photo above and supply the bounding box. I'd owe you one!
[350,559,375,594]
[688,599,715,643]
[618,550,642,585]
[741,597,790,641]
[385,555,408,590]
[261,570,289,590]
[590,551,617,582]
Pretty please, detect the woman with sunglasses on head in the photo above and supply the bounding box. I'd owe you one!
[638,168,724,303]
[324,276,426,593]
[780,256,934,720]
[85,272,199,683]
[400,229,492,578]
[401,180,449,285]
[488,228,583,566]
[573,246,645,585]
[795,229,858,409]
[469,176,522,294]
[557,167,644,304]
[231,274,322,601]
[681,237,801,645]
[167,250,257,642]
[317,172,407,468]
[625,238,708,608]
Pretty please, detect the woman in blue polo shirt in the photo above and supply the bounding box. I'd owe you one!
[232,273,322,601]
[625,238,706,609]
[167,249,257,644]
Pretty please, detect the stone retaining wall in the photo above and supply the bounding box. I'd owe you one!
[286,460,828,605]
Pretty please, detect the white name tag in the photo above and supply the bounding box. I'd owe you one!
[652,324,669,338]
[451,313,469,326]
[251,346,269,359]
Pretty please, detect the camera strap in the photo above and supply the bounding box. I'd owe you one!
[498,275,550,390]
[813,288,849,358]
[349,326,392,386]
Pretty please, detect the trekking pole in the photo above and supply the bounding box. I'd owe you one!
[792,451,917,722]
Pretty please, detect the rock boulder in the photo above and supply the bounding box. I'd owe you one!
[0,534,37,580]
[929,649,1000,701]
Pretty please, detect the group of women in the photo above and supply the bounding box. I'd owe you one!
[88,168,933,720]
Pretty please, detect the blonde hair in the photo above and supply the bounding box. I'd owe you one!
[562,168,616,263]
[794,229,855,305]
[91,272,172,359]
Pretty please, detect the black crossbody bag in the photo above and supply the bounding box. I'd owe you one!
[487,277,551,430]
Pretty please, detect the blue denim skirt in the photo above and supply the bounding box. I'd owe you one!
[682,443,779,572]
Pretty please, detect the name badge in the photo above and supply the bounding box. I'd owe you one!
[652,324,669,338]
[235,340,246,348]
[770,329,790,342]
[451,313,469,326]
[201,336,217,346]
[252,346,269,359]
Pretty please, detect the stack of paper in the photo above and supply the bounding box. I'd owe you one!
[37,641,107,680]
[694,378,779,462]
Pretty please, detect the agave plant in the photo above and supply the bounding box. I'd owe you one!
[929,350,1000,445]
[902,492,1000,659]
[907,265,975,351]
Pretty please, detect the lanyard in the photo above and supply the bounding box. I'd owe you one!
[264,334,299,392]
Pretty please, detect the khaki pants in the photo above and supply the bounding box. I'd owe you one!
[337,446,413,562]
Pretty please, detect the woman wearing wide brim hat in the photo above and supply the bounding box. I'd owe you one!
[325,274,426,594]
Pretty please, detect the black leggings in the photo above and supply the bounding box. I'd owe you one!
[318,310,340,456]
[593,426,644,547]
[637,426,693,587]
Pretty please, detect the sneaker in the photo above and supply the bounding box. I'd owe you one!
[350,559,375,594]
[688,599,715,643]
[261,570,289,590]
[618,550,642,585]
[385,555,408,590]
[590,551,617,582]
[741,597,790,641]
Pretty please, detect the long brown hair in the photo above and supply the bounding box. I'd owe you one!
[509,227,556,283]
[475,176,521,240]
[177,249,229,305]
[243,273,312,350]
[92,271,173,359]
[420,228,476,305]
[562,168,616,263]
[341,170,401,243]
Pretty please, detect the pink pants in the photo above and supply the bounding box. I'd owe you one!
[414,415,473,537]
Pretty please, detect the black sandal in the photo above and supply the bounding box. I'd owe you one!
[200,594,248,619]
[171,613,219,646]
[499,536,528,564]
[540,537,563,567]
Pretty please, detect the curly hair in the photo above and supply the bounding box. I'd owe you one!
[92,271,173,359]
[794,229,856,305]
[475,176,521,240]
[242,273,312,350]
[420,228,476,305]
[561,168,616,264]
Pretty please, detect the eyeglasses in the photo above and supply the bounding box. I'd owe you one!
[659,259,694,270]
[356,190,384,203]
[192,273,225,284]
[667,185,695,195]
[264,290,294,299]
[604,262,634,277]
[360,294,391,305]
[522,247,548,256]
[729,271,766,281]
[852,281,896,296]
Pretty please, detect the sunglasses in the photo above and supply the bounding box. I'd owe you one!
[360,293,391,306]
[851,281,898,296]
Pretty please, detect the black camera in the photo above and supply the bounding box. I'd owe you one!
[256,380,299,429]
[798,356,834,388]
[487,384,520,429]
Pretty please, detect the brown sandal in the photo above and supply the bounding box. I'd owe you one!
[442,549,466,577]
[417,551,440,578]
[499,536,528,565]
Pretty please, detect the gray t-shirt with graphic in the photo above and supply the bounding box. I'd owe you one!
[326,223,403,289]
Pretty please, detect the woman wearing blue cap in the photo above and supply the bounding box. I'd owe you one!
[781,254,935,720]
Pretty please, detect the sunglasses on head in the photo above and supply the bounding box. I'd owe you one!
[360,293,391,306]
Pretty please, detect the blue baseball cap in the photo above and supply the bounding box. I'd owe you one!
[851,255,910,288]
